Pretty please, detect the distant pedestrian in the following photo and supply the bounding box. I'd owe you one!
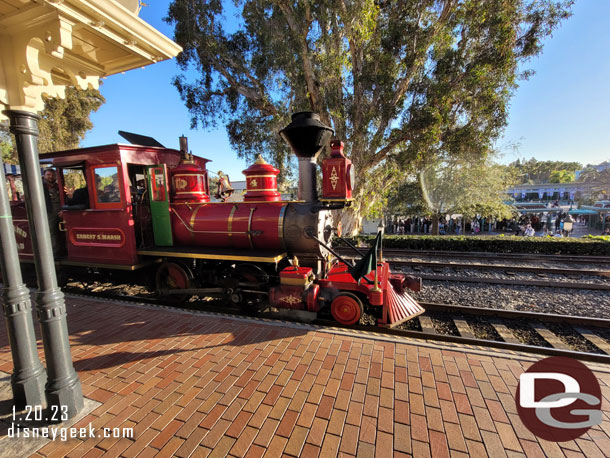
[546,214,552,233]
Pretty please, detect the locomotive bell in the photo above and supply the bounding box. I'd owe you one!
[280,112,333,202]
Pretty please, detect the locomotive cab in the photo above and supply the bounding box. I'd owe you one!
[12,142,194,270]
[58,161,135,265]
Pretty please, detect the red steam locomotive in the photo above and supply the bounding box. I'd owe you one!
[11,112,423,327]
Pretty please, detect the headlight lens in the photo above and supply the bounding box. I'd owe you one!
[347,164,355,190]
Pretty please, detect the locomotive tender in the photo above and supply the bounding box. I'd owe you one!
[11,112,424,327]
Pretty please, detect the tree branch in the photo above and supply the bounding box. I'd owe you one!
[338,0,365,150]
[276,0,325,120]
[370,0,456,151]
[211,58,277,116]
[367,132,411,170]
[418,168,437,213]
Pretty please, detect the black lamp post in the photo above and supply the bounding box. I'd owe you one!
[4,110,83,418]
[0,160,47,408]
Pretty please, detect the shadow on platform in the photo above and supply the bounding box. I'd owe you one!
[63,301,310,371]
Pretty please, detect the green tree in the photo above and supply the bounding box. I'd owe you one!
[577,163,610,201]
[508,158,581,183]
[1,87,105,162]
[577,163,610,183]
[37,86,105,154]
[389,155,516,234]
[167,0,572,234]
[548,169,574,183]
[1,124,16,164]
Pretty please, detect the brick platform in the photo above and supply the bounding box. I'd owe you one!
[1,296,609,457]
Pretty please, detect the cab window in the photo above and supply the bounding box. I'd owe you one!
[92,165,122,209]
[61,167,90,209]
[151,167,166,202]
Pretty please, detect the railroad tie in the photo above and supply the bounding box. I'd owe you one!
[418,315,437,334]
[530,323,572,350]
[487,319,521,344]
[452,318,475,339]
[574,328,610,355]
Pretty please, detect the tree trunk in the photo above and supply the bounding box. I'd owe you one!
[335,207,362,236]
[431,214,439,235]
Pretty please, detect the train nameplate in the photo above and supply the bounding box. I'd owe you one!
[70,228,126,248]
[12,222,28,251]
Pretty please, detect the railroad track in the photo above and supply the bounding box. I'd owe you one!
[318,302,610,364]
[336,248,610,265]
[64,288,610,364]
[391,260,610,278]
[399,271,610,291]
[337,249,610,290]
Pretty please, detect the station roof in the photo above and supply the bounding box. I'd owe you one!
[1,0,182,117]
[568,209,599,215]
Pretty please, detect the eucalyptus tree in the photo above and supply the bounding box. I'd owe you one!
[1,126,14,164]
[577,164,610,200]
[548,169,575,183]
[37,86,105,154]
[167,0,572,233]
[389,155,516,234]
[509,158,581,184]
[1,87,105,163]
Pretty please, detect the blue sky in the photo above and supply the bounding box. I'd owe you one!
[82,1,610,178]
[499,0,610,167]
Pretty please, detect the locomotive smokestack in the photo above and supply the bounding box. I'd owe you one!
[280,112,333,202]
[179,135,188,154]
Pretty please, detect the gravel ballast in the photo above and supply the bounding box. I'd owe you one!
[411,281,610,318]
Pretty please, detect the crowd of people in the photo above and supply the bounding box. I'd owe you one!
[510,213,588,237]
[384,212,602,237]
[387,216,482,235]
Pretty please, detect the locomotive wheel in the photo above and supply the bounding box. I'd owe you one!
[155,261,192,303]
[230,264,268,312]
[233,263,269,285]
[330,293,363,325]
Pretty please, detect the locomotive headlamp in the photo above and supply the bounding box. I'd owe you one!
[322,140,354,201]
